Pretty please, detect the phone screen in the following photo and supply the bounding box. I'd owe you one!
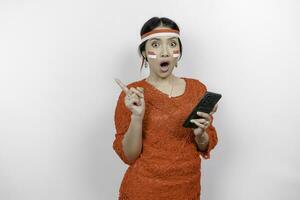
[182,91,222,128]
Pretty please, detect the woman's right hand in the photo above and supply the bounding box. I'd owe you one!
[114,78,145,118]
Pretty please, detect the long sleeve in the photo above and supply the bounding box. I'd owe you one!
[194,79,219,160]
[112,90,134,165]
[196,114,218,159]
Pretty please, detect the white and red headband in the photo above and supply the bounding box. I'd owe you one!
[138,28,180,58]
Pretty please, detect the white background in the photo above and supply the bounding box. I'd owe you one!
[0,0,299,199]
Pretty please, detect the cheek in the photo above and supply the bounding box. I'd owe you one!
[147,50,157,59]
[172,49,180,58]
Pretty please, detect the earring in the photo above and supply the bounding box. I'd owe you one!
[144,61,148,68]
[175,58,180,67]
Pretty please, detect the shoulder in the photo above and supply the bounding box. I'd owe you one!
[183,77,207,90]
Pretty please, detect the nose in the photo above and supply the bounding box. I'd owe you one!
[161,44,170,58]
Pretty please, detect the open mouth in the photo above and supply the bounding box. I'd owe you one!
[160,61,170,72]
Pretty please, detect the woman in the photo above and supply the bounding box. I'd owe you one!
[113,17,219,200]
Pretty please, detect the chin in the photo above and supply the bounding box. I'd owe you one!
[159,71,173,78]
[152,65,174,76]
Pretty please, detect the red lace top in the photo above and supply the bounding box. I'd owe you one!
[113,77,218,200]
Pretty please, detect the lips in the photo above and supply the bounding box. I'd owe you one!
[160,61,170,67]
[159,61,170,72]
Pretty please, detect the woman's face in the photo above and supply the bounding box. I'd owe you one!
[142,28,181,78]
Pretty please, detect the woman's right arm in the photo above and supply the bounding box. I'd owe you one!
[121,114,143,163]
[113,79,145,165]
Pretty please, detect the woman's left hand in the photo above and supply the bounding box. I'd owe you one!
[190,104,218,136]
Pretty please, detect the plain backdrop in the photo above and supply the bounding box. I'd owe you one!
[0,0,299,199]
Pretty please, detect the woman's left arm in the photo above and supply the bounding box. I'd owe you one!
[195,131,209,151]
[191,105,219,159]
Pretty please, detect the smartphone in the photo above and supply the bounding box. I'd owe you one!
[182,91,222,128]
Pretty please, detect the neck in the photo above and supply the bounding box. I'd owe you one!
[146,74,175,86]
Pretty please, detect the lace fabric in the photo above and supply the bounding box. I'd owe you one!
[112,77,218,200]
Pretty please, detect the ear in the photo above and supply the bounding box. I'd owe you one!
[142,51,148,61]
[142,51,146,58]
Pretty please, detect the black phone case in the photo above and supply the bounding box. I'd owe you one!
[182,91,222,129]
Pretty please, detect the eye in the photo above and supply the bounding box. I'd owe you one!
[151,42,159,48]
[170,41,177,47]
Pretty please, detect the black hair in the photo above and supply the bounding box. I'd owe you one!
[138,17,183,72]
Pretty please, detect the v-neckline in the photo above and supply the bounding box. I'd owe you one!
[142,77,188,99]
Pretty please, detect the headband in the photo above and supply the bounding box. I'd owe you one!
[140,28,180,44]
[138,28,180,57]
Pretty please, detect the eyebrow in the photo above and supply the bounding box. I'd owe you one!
[149,37,177,41]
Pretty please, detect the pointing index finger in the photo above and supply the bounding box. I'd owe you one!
[114,78,130,95]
